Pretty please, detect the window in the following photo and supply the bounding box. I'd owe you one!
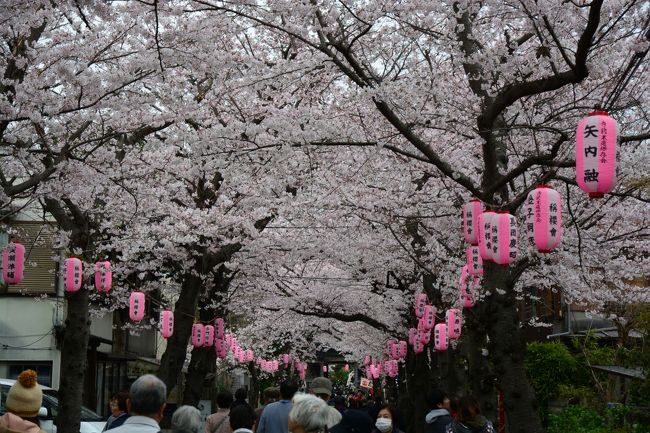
[8,362,53,387]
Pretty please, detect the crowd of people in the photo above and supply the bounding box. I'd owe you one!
[0,370,494,433]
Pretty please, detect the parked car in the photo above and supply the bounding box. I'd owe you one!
[0,378,106,433]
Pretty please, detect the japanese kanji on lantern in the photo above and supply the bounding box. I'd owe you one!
[386,339,396,355]
[129,291,145,322]
[415,293,427,318]
[478,210,496,261]
[398,340,408,358]
[466,246,483,276]
[576,111,617,198]
[446,309,463,340]
[191,324,205,347]
[419,329,431,345]
[525,186,562,253]
[423,304,436,330]
[203,325,215,347]
[434,323,449,351]
[65,257,83,292]
[491,212,518,265]
[408,327,417,346]
[94,260,111,293]
[413,337,424,354]
[215,318,224,339]
[159,310,174,339]
[2,242,25,285]
[459,265,474,309]
[246,350,254,362]
[215,339,227,358]
[463,199,483,245]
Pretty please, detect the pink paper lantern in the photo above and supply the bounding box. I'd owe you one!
[214,318,225,339]
[343,364,350,372]
[434,323,449,351]
[420,329,431,345]
[390,343,399,360]
[398,341,407,359]
[94,260,111,293]
[459,265,474,309]
[408,328,417,346]
[525,186,562,253]
[159,310,174,339]
[203,325,215,347]
[230,337,237,351]
[463,199,483,245]
[466,246,483,276]
[225,333,232,347]
[576,111,617,198]
[386,339,396,355]
[65,257,83,293]
[215,339,227,358]
[423,305,436,330]
[477,210,497,261]
[2,242,25,285]
[363,355,371,366]
[413,338,424,354]
[238,351,246,363]
[491,212,517,265]
[446,309,462,340]
[191,324,205,347]
[322,365,328,373]
[282,354,290,367]
[272,360,279,371]
[129,291,145,322]
[415,293,427,318]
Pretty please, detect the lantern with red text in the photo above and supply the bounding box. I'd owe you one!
[203,325,215,347]
[466,246,483,276]
[2,242,25,285]
[491,213,518,265]
[434,323,449,351]
[159,310,174,339]
[65,257,83,293]
[463,200,483,245]
[94,261,111,293]
[478,211,496,261]
[129,291,145,322]
[415,293,427,318]
[446,309,463,340]
[525,186,562,253]
[576,112,617,198]
[191,324,205,347]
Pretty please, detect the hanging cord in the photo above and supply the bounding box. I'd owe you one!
[601,16,650,110]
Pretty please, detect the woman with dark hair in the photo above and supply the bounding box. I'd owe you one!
[103,391,130,430]
[444,396,495,433]
[372,404,403,433]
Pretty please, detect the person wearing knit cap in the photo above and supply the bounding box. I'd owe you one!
[0,369,46,433]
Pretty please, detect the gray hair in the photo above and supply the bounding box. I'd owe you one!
[172,405,202,433]
[129,374,167,416]
[289,393,330,433]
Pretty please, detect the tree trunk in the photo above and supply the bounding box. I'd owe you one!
[182,264,232,406]
[484,263,543,433]
[404,349,430,433]
[56,288,90,433]
[464,303,496,421]
[157,271,203,394]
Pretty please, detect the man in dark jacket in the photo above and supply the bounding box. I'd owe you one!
[423,390,452,433]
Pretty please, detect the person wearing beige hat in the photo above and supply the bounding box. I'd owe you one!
[0,369,46,433]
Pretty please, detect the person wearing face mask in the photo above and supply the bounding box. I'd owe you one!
[372,405,403,433]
